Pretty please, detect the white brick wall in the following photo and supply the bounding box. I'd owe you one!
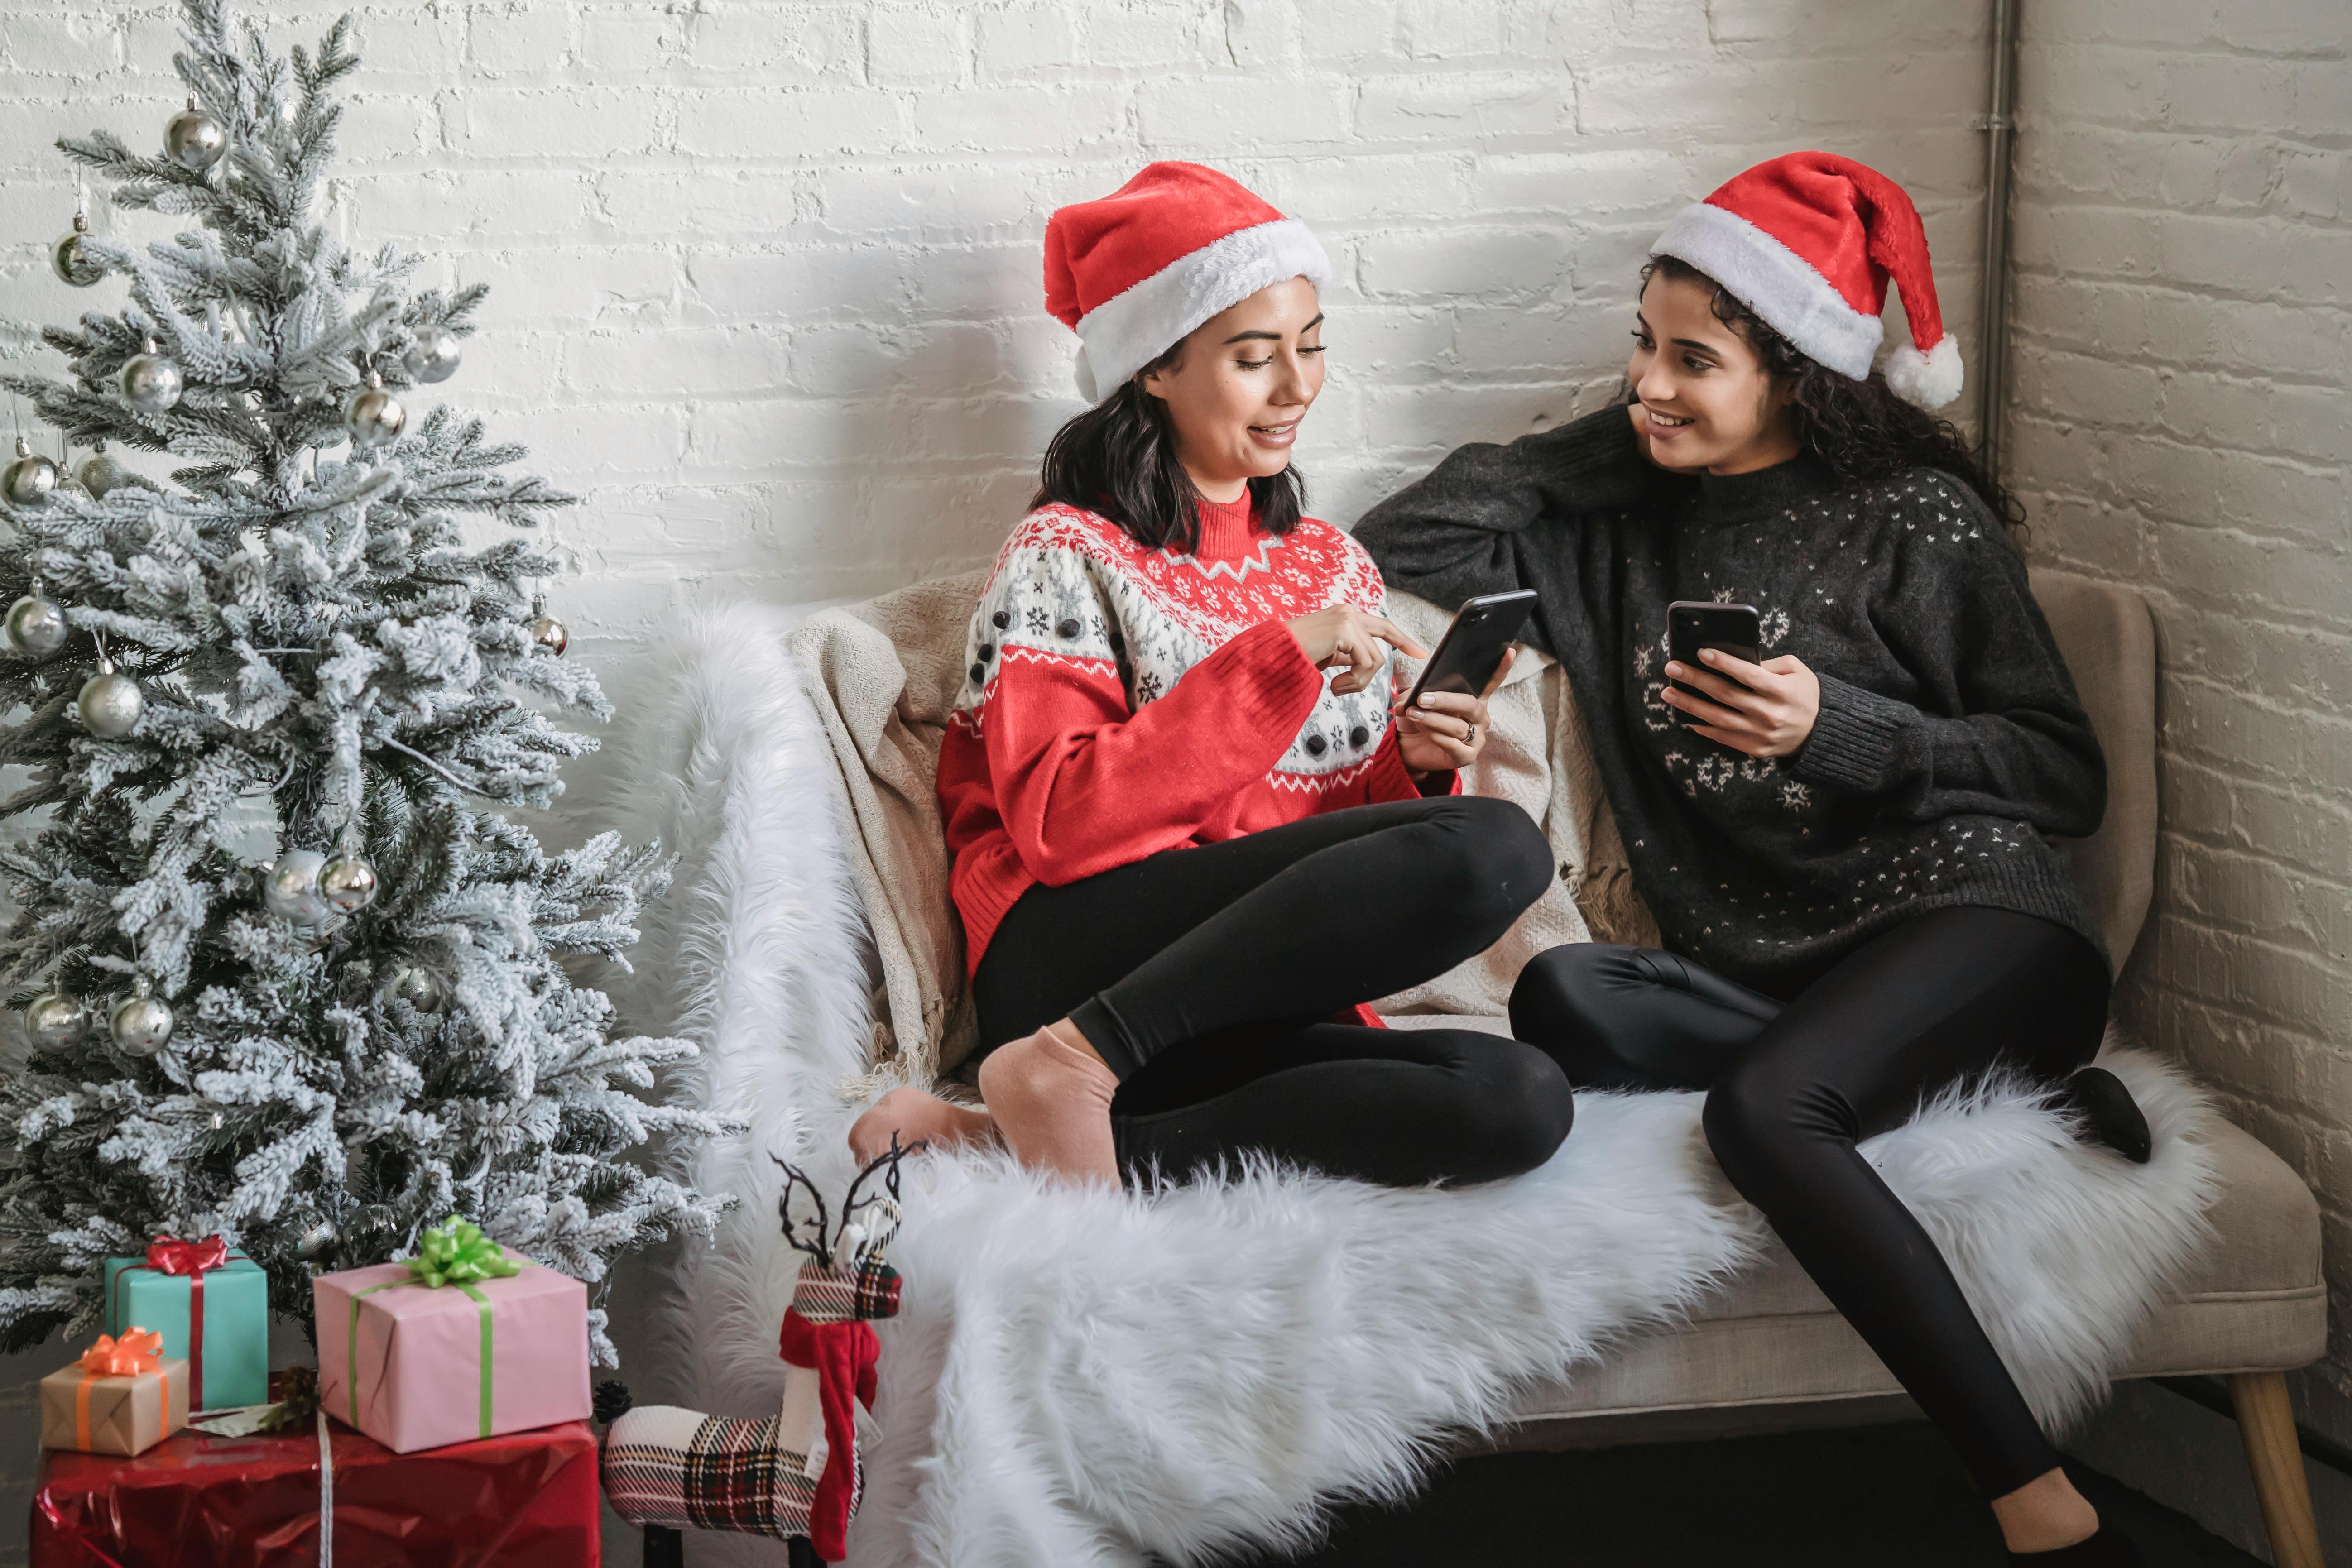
[0,1,2005,1558]
[2007,0,2352,1545]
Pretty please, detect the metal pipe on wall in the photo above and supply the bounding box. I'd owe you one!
[1977,0,2022,479]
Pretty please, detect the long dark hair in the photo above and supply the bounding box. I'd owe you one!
[1640,254,2023,532]
[1031,345,1306,554]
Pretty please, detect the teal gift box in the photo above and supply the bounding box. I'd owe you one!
[102,1240,268,1413]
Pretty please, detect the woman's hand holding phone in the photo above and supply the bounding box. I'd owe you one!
[1661,648,1821,757]
[1286,605,1426,696]
[1397,646,1514,777]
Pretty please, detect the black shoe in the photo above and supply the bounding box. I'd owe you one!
[2059,1067,2153,1164]
[2008,1522,2145,1564]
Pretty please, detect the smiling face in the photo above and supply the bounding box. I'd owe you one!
[1627,268,1801,476]
[1138,276,1326,504]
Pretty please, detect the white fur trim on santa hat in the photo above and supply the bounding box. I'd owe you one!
[1073,217,1332,403]
[1885,334,1965,410]
[1651,201,1882,381]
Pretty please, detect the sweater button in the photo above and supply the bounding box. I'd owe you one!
[978,643,994,661]
[1349,726,1369,747]
[1305,734,1327,756]
[1056,618,1080,639]
[992,610,1010,630]
[969,662,985,684]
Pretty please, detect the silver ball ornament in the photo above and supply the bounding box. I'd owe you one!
[405,326,462,384]
[344,371,406,451]
[3,439,59,506]
[381,959,446,1014]
[77,657,142,737]
[6,587,69,659]
[24,990,91,1050]
[77,444,131,499]
[110,977,174,1057]
[263,848,331,925]
[298,1220,339,1257]
[51,214,103,288]
[319,845,379,914]
[164,98,228,173]
[120,342,183,414]
[528,615,568,656]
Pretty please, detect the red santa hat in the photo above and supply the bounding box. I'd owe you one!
[1649,151,1963,410]
[1045,162,1332,404]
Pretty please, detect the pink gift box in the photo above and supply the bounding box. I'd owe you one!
[314,1252,591,1455]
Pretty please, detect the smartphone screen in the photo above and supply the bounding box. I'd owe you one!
[1405,590,1538,710]
[1665,601,1762,728]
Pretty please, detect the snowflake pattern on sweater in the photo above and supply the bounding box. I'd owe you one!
[951,503,1396,786]
[1354,404,2107,994]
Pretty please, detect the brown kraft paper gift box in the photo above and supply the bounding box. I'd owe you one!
[40,1357,191,1457]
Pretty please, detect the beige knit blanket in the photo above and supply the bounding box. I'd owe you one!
[787,576,1656,1085]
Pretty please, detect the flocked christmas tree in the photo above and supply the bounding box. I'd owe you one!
[0,0,728,1361]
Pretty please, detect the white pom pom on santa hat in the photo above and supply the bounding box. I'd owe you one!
[1650,151,1965,410]
[1045,162,1332,406]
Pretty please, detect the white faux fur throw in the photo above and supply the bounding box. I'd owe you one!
[600,603,2221,1568]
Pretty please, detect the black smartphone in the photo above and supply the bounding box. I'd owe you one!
[1403,589,1538,710]
[1666,600,1762,727]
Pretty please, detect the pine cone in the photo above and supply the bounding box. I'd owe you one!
[592,1379,634,1424]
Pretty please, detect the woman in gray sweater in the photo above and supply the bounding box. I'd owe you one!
[1358,153,2148,1566]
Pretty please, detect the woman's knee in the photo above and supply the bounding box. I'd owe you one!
[1441,1041,1575,1182]
[1512,944,1658,1089]
[1701,1061,1842,1198]
[1416,795,1555,933]
[1512,943,1632,1037]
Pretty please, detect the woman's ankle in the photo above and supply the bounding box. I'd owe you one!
[1045,1016,1107,1066]
[1990,1467,2099,1554]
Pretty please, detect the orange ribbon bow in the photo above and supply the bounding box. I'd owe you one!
[81,1328,163,1377]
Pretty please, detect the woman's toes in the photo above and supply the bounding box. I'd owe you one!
[2061,1066,2153,1165]
[847,1086,1000,1165]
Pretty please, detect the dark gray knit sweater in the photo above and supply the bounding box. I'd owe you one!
[1356,407,2106,997]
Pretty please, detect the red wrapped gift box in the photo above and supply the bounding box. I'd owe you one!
[31,1413,598,1568]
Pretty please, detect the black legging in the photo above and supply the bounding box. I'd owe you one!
[1509,907,2111,1497]
[972,794,1574,1188]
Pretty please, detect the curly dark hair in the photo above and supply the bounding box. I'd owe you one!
[1640,254,2022,532]
[1031,343,1305,555]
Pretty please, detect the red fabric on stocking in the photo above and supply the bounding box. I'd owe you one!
[777,1307,879,1563]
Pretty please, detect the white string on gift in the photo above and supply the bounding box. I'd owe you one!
[316,1406,335,1568]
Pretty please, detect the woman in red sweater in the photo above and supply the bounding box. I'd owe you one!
[850,163,1574,1188]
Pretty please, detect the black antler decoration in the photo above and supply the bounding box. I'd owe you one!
[772,1136,919,1269]
[773,1156,834,1266]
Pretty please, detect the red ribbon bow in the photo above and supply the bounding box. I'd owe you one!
[81,1328,163,1376]
[144,1234,229,1277]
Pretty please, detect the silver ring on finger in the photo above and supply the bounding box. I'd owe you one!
[1465,722,1476,744]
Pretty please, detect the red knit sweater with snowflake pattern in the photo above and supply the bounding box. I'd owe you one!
[937,493,1448,984]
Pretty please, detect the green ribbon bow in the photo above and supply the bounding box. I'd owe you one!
[395,1217,521,1289]
[349,1216,522,1438]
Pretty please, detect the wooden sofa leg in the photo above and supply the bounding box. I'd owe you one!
[2229,1371,2325,1568]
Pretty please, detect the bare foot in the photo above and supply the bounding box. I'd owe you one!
[974,1023,1119,1184]
[847,1087,1000,1166]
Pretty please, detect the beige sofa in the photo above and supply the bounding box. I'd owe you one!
[793,567,2327,1567]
